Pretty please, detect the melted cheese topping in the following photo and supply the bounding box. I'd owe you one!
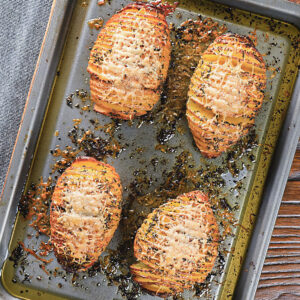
[156,212,208,273]
[50,157,122,271]
[133,191,219,287]
[87,3,171,119]
[186,33,266,157]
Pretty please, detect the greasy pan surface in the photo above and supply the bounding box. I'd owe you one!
[1,0,299,299]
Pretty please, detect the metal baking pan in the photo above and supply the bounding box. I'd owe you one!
[0,0,299,299]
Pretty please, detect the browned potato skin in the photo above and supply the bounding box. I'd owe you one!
[131,191,219,296]
[87,2,171,120]
[50,157,122,272]
[186,33,267,158]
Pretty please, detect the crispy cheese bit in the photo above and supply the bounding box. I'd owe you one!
[131,191,219,296]
[87,2,171,120]
[186,33,266,158]
[50,156,122,272]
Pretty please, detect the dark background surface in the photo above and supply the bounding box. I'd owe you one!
[0,1,52,192]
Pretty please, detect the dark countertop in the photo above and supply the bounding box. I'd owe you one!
[255,143,300,300]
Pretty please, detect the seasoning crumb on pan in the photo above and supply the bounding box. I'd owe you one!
[97,0,105,6]
[18,177,53,235]
[87,17,104,30]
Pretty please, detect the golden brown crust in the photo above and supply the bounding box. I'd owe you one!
[50,157,122,272]
[87,2,171,120]
[186,33,266,157]
[131,191,219,295]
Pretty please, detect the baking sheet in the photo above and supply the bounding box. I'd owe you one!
[0,0,299,299]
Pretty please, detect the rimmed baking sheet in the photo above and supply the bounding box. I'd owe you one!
[0,0,299,299]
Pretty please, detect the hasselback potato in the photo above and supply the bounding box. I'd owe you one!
[50,157,122,271]
[87,2,171,120]
[131,191,219,296]
[186,33,266,158]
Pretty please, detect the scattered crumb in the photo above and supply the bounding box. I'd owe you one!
[88,18,104,30]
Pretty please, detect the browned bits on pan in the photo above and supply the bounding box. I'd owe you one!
[186,33,267,158]
[50,157,122,272]
[88,17,104,30]
[39,241,54,256]
[131,191,219,296]
[87,2,172,120]
[248,29,258,46]
[72,118,82,126]
[97,0,105,6]
[18,177,53,235]
[67,127,123,160]
[18,242,53,264]
[40,264,49,276]
[51,146,80,174]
